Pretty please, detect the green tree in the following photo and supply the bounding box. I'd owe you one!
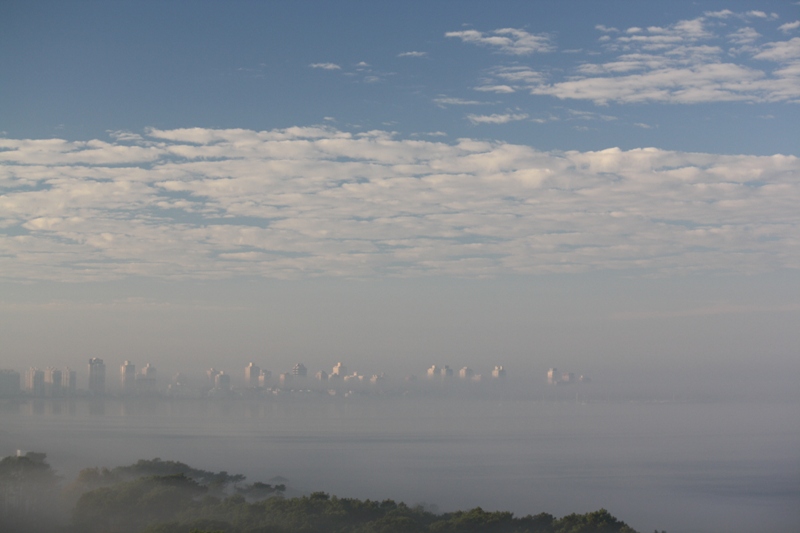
[0,452,63,532]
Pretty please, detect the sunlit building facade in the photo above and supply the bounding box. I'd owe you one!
[245,362,261,387]
[492,366,506,379]
[120,360,136,393]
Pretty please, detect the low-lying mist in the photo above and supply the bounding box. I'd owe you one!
[2,388,798,533]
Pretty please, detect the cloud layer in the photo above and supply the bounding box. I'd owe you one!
[463,14,800,104]
[1,127,798,281]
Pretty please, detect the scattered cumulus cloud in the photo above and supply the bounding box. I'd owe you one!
[398,51,428,58]
[466,113,529,124]
[433,96,485,107]
[566,109,617,121]
[705,10,777,21]
[457,16,800,105]
[445,28,554,55]
[728,27,761,45]
[474,85,515,93]
[779,20,800,33]
[596,25,619,33]
[309,62,342,70]
[753,37,800,61]
[2,127,799,282]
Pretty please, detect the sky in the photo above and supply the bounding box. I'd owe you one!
[1,1,799,388]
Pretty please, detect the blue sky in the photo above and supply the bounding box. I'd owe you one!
[1,1,799,383]
[3,1,799,153]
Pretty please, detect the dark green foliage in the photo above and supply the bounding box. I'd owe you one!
[429,507,515,532]
[108,489,638,533]
[552,509,638,533]
[73,474,207,533]
[2,453,645,533]
[113,458,246,488]
[64,457,247,508]
[0,452,64,532]
[236,481,287,501]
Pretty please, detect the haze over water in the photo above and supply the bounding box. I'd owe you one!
[3,389,798,533]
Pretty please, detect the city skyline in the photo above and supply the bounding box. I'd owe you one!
[2,356,528,396]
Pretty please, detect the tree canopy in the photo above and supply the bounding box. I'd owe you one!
[0,452,646,533]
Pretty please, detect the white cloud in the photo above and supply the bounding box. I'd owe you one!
[779,20,800,33]
[309,62,341,70]
[704,10,735,19]
[465,15,800,105]
[705,10,775,21]
[483,66,546,86]
[474,85,515,93]
[728,27,761,45]
[466,113,529,124]
[398,51,427,58]
[446,28,553,55]
[753,37,800,61]
[2,128,799,282]
[433,96,484,107]
[595,25,619,33]
[566,109,616,121]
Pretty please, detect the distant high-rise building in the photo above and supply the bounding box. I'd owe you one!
[292,363,307,377]
[207,368,221,386]
[547,368,558,385]
[258,369,272,387]
[561,372,575,384]
[88,358,106,394]
[315,370,328,381]
[137,363,157,392]
[62,368,77,394]
[26,368,45,397]
[245,362,261,387]
[440,365,453,378]
[120,361,136,392]
[332,362,347,377]
[459,367,474,379]
[492,366,506,379]
[427,365,439,378]
[45,367,62,397]
[214,371,230,391]
[0,369,21,397]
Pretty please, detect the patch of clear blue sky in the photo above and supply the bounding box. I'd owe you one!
[2,0,798,155]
